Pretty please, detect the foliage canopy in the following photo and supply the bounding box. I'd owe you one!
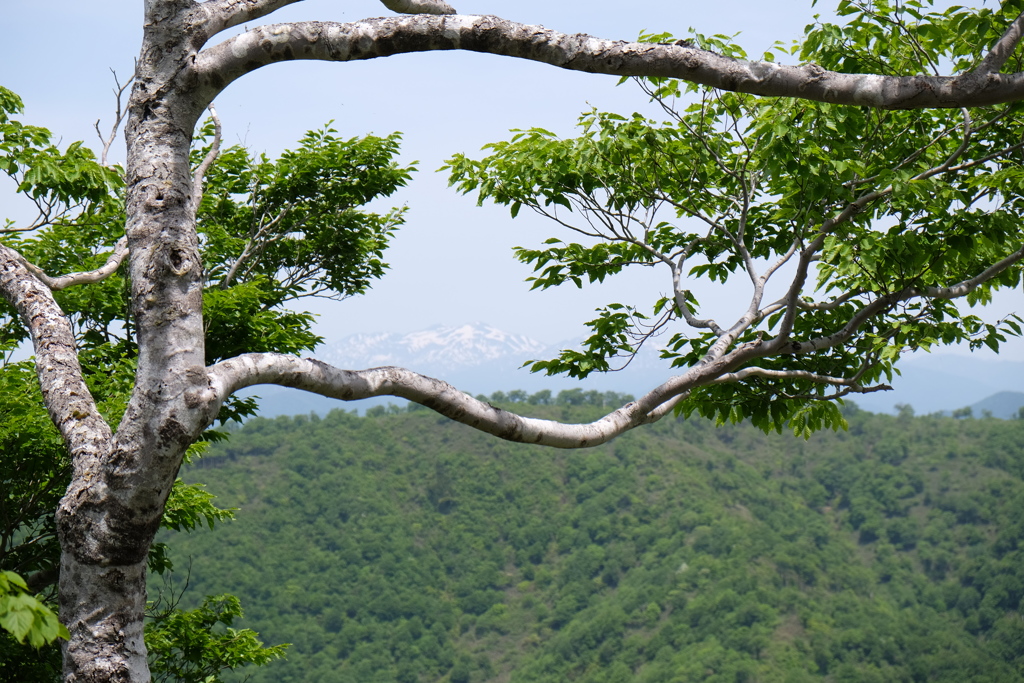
[165,401,1024,683]
[447,4,1024,438]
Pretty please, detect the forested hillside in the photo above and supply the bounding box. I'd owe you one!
[162,398,1024,683]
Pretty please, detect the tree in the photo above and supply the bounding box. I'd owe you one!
[444,21,1024,435]
[144,594,288,683]
[0,82,410,677]
[2,0,1024,680]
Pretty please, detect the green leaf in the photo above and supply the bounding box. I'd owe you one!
[0,571,69,647]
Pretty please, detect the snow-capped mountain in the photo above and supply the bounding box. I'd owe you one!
[241,322,668,417]
[317,323,549,374]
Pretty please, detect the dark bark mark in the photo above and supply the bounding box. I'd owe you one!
[169,248,185,273]
[59,498,161,566]
[158,417,193,450]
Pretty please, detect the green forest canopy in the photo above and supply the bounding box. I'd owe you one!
[165,397,1024,683]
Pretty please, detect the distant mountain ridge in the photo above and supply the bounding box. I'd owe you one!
[316,323,548,373]
[961,391,1024,419]
[244,322,1024,418]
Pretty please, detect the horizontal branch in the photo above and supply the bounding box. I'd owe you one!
[923,242,1024,299]
[195,15,1024,109]
[207,354,688,448]
[708,365,883,392]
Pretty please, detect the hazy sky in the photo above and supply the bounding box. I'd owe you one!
[2,1,1021,361]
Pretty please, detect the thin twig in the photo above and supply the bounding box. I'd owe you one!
[192,103,223,210]
[93,69,135,168]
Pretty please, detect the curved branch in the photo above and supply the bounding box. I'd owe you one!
[922,242,1024,299]
[191,0,304,43]
[0,244,112,461]
[195,15,1024,109]
[207,354,686,448]
[15,237,129,292]
[673,285,724,335]
[193,0,457,43]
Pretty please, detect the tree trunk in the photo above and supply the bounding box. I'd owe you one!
[56,3,217,679]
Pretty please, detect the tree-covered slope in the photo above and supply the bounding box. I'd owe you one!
[162,400,1024,683]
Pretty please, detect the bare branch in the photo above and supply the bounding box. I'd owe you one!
[673,284,724,335]
[208,355,692,448]
[759,238,801,289]
[93,70,134,168]
[13,237,129,292]
[708,365,873,389]
[192,103,222,210]
[195,16,1024,110]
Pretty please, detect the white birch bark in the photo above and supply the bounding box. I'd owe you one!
[207,355,688,448]
[41,1,220,679]
[193,14,1024,110]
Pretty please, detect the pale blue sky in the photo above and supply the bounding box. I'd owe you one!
[2,1,1021,362]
